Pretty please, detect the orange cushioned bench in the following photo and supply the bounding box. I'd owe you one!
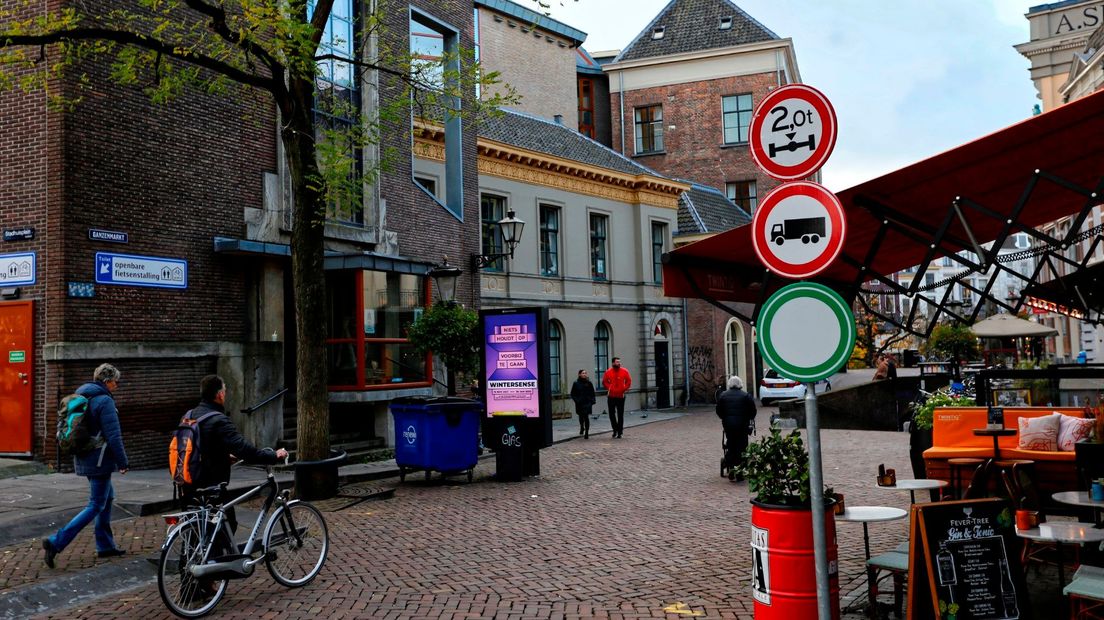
[923,407,1084,500]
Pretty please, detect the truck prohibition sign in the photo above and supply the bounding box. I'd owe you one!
[772,217,826,245]
[751,182,846,279]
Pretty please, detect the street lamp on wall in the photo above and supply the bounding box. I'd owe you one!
[427,259,462,305]
[472,208,525,270]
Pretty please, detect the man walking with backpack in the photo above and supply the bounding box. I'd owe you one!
[43,363,128,568]
[176,375,287,533]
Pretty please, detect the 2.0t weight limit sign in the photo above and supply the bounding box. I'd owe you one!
[749,84,837,181]
[752,181,846,279]
[757,282,855,383]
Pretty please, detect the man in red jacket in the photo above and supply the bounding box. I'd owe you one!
[602,357,632,438]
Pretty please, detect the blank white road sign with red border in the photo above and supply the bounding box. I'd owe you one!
[749,84,837,181]
[751,181,846,279]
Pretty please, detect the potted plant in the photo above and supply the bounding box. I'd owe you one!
[908,390,976,480]
[737,429,840,617]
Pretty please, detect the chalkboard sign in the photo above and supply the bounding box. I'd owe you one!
[907,498,1030,619]
[987,407,1004,429]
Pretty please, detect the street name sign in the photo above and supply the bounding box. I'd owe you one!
[89,229,129,243]
[757,282,855,383]
[95,252,187,289]
[751,181,847,279]
[749,84,837,181]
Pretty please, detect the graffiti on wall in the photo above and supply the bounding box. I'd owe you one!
[688,346,719,404]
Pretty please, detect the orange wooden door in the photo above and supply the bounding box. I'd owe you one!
[0,301,33,454]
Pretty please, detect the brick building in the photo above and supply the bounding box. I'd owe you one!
[600,0,803,399]
[0,1,482,465]
[475,0,586,128]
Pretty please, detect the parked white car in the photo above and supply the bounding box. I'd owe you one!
[758,369,831,405]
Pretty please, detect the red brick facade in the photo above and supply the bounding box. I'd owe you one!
[610,73,789,400]
[610,73,786,198]
[1,1,480,467]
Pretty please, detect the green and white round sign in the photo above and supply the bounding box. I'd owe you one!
[757,282,855,383]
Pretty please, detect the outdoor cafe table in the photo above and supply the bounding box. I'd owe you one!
[1016,522,1104,606]
[972,428,1016,460]
[877,479,948,504]
[1052,491,1104,524]
[837,506,908,617]
[838,506,909,560]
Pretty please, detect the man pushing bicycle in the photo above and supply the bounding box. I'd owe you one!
[176,375,288,533]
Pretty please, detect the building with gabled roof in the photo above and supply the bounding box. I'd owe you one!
[598,0,804,399]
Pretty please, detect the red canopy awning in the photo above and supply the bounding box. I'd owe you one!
[663,88,1104,305]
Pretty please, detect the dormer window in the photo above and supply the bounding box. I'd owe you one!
[719,16,733,30]
[652,26,665,40]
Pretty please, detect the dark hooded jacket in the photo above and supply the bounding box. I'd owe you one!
[187,401,279,489]
[73,381,129,477]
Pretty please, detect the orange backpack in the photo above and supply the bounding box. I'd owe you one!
[168,410,220,487]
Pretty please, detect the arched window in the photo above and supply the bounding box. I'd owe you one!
[549,320,564,394]
[594,321,611,379]
[724,319,743,382]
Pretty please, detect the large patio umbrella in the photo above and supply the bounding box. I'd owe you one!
[971,314,1057,338]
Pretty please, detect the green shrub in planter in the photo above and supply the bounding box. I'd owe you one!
[738,429,815,507]
[911,391,976,431]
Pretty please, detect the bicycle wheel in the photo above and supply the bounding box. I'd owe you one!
[263,501,329,587]
[157,521,228,618]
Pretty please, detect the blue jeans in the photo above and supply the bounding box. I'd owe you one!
[49,475,116,553]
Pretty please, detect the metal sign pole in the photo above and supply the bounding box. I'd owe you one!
[805,384,831,620]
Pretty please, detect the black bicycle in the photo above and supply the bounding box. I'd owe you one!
[156,464,329,618]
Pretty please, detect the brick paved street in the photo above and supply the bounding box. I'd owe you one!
[11,410,922,619]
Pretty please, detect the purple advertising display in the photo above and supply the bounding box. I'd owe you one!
[484,312,540,417]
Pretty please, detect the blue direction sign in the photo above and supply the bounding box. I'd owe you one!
[95,252,187,289]
[0,252,36,286]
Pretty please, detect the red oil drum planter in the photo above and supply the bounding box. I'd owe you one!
[750,500,840,620]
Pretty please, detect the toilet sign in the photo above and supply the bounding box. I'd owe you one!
[757,282,855,383]
[749,84,837,181]
[752,181,847,279]
[95,252,188,289]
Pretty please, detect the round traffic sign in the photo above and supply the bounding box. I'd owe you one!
[749,84,837,180]
[757,282,855,383]
[752,181,846,279]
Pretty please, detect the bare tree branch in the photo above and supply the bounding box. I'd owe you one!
[3,27,278,93]
[181,0,281,73]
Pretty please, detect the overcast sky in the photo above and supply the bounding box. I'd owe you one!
[542,0,1042,191]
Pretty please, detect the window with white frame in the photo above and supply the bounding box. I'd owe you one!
[651,222,667,284]
[594,321,611,381]
[634,105,664,154]
[481,194,506,271]
[722,94,753,145]
[549,320,564,395]
[726,180,757,214]
[540,205,561,277]
[590,213,609,280]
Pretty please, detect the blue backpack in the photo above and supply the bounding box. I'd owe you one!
[56,394,97,456]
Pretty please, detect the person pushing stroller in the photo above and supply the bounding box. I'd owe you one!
[716,375,756,482]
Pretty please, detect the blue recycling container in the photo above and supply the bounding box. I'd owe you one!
[390,397,483,477]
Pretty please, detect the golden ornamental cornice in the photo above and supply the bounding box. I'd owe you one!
[412,135,686,209]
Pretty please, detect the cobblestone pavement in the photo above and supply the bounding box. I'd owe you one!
[10,411,926,619]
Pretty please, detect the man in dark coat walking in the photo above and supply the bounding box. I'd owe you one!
[569,369,596,439]
[43,363,129,568]
[716,375,756,481]
[181,375,287,534]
